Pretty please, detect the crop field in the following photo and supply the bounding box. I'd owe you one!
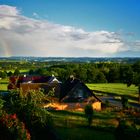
[87,83,138,98]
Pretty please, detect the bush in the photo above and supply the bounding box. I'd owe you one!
[115,119,139,140]
[84,104,94,127]
[3,90,59,140]
[121,96,128,109]
[0,112,30,140]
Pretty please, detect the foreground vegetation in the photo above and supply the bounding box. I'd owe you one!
[0,88,140,139]
[49,109,140,140]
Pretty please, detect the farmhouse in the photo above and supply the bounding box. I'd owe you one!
[8,75,61,97]
[45,76,101,111]
[8,75,102,111]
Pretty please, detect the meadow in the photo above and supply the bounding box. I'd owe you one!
[87,83,139,104]
[87,83,138,97]
[50,110,116,140]
[50,109,140,140]
[0,78,8,91]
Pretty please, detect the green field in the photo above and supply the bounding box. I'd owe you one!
[0,84,7,91]
[6,69,29,73]
[56,127,115,140]
[87,83,138,98]
[50,110,116,140]
[0,78,8,91]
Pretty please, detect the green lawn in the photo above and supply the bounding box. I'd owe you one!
[87,83,138,98]
[0,78,8,91]
[6,69,29,73]
[0,84,7,91]
[56,127,115,140]
[50,110,116,140]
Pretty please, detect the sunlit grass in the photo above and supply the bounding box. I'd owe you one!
[87,83,138,97]
[0,84,7,91]
[6,69,29,73]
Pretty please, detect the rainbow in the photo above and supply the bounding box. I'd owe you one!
[0,39,11,57]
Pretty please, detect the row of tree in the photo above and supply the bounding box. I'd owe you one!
[0,69,20,79]
[28,61,140,84]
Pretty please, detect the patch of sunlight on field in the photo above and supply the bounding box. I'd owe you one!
[0,78,9,83]
[87,83,138,97]
[6,69,29,73]
[0,78,8,91]
[0,84,7,91]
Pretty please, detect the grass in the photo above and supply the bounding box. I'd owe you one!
[0,78,8,91]
[87,83,138,97]
[56,127,115,140]
[49,110,119,129]
[0,78,9,84]
[50,110,116,140]
[0,84,7,91]
[6,69,29,73]
[87,83,139,103]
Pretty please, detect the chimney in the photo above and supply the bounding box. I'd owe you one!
[70,75,74,82]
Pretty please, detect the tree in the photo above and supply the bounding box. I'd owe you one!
[29,69,34,75]
[121,96,128,109]
[107,67,120,83]
[7,71,13,77]
[123,63,140,103]
[133,72,140,102]
[14,69,20,76]
[84,104,94,127]
[120,66,133,86]
[0,71,7,79]
[86,67,98,83]
[95,71,107,83]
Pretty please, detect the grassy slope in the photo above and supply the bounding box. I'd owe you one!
[87,83,138,97]
[56,127,115,140]
[51,110,116,140]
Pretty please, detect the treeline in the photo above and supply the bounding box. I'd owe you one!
[28,61,140,83]
[0,61,140,84]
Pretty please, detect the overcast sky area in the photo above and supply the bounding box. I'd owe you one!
[0,0,140,57]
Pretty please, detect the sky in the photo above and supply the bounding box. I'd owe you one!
[0,0,140,57]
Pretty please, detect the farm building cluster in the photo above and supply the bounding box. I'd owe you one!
[8,75,101,111]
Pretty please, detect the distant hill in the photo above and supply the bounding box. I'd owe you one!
[0,56,140,63]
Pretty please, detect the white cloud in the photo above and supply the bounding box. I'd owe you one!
[33,12,39,18]
[0,5,139,57]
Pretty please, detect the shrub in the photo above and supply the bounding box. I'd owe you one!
[115,119,139,140]
[121,96,128,109]
[0,112,30,140]
[84,104,94,127]
[4,90,59,140]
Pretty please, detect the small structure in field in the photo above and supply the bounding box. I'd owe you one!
[8,75,61,97]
